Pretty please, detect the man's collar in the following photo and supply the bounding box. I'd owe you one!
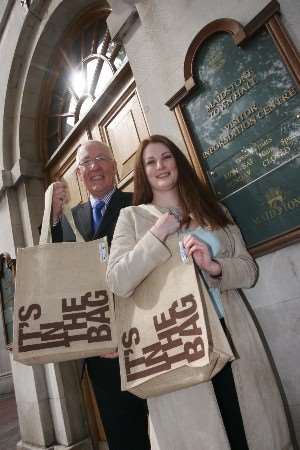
[89,187,116,208]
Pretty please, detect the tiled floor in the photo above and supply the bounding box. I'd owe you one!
[0,396,20,450]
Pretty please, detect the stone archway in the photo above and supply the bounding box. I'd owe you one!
[2,2,110,450]
[1,0,111,251]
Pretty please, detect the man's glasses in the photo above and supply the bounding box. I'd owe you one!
[79,155,113,168]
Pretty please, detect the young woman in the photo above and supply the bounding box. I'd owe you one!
[106,135,294,450]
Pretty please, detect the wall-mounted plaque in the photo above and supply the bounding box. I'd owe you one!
[167,1,300,255]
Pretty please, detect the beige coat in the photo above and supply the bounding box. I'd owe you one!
[107,204,295,450]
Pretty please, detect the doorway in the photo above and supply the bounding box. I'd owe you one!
[44,63,149,448]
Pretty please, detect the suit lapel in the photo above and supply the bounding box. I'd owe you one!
[72,190,131,242]
[93,190,122,239]
[72,202,94,241]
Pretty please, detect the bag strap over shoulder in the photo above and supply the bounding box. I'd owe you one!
[40,183,84,244]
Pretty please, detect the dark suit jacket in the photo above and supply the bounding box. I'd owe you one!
[51,189,132,245]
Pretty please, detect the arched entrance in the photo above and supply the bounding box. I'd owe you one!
[4,1,149,449]
[38,7,149,448]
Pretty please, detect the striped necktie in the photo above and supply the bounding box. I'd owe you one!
[92,200,105,232]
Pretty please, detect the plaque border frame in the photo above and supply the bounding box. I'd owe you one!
[166,0,300,256]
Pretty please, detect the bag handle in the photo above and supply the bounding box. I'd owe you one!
[40,183,84,244]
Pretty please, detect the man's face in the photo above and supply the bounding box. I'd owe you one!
[76,142,116,198]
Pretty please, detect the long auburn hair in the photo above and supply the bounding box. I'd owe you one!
[133,135,232,229]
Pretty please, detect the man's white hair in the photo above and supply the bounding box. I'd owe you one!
[75,140,114,167]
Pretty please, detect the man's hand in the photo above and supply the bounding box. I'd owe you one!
[99,351,118,359]
[52,181,69,224]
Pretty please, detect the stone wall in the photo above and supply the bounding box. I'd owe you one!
[0,0,299,446]
[107,0,300,443]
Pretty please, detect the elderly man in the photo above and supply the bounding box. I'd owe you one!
[51,140,150,450]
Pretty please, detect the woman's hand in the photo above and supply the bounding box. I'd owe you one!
[150,212,180,242]
[52,181,69,223]
[183,234,222,277]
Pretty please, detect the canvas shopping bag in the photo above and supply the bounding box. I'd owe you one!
[13,184,117,365]
[116,226,235,399]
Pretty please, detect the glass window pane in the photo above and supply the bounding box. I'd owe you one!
[47,118,60,157]
[86,59,98,92]
[70,70,86,97]
[94,61,114,97]
[62,117,74,140]
[43,14,129,159]
[79,97,94,121]
[114,47,127,70]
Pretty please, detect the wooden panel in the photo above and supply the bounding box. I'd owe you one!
[45,71,147,447]
[81,369,107,446]
[122,178,134,192]
[47,130,90,179]
[48,133,90,206]
[108,109,139,178]
[99,90,149,184]
[62,161,88,208]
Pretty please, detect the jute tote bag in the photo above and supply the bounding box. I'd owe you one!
[13,184,117,365]
[116,211,235,399]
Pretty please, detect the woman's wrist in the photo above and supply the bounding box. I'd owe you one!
[150,226,167,242]
[208,259,222,277]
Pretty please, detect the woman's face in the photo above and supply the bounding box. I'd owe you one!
[142,142,178,193]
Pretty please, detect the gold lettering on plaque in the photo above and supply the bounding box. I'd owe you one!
[206,70,256,119]
[224,104,258,131]
[253,188,300,226]
[203,86,297,160]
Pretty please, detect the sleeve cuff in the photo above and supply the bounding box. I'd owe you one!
[52,217,61,227]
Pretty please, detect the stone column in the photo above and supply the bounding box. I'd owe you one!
[12,356,93,450]
[8,173,93,449]
[12,358,55,449]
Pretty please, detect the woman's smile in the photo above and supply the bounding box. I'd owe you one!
[156,172,171,178]
[143,142,178,192]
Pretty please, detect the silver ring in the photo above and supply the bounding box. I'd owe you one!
[168,208,181,222]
